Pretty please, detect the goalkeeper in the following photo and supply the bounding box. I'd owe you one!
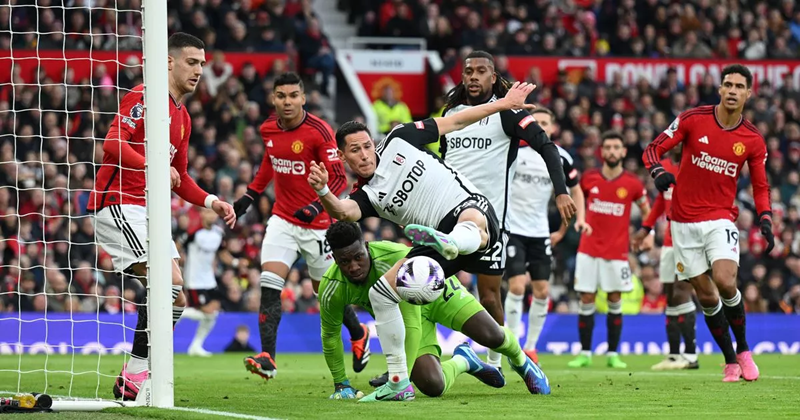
[320,221,550,401]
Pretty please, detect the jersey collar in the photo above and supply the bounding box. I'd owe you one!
[277,111,307,131]
[465,93,497,107]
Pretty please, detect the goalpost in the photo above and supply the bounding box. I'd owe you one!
[0,0,173,411]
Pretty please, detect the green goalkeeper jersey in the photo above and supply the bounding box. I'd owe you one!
[318,241,422,384]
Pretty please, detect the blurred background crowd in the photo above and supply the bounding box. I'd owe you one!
[0,0,798,317]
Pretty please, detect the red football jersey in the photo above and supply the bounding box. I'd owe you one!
[644,105,771,223]
[249,112,347,230]
[88,85,208,211]
[643,158,679,247]
[579,169,646,261]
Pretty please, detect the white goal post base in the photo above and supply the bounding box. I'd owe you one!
[51,400,138,412]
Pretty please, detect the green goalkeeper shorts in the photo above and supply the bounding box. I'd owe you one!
[417,277,484,358]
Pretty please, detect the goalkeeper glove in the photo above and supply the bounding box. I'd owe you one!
[233,188,258,219]
[650,167,676,192]
[294,202,323,223]
[329,380,363,399]
[760,214,775,253]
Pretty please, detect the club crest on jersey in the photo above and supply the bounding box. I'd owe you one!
[616,187,628,199]
[733,142,746,156]
[130,103,144,120]
[676,262,685,273]
[292,140,304,154]
[479,116,489,126]
[393,153,406,166]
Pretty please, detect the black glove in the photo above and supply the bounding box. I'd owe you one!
[651,167,676,192]
[233,188,258,219]
[760,215,775,254]
[294,202,323,223]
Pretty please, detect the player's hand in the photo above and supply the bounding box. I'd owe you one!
[233,189,258,219]
[170,167,181,189]
[760,217,775,253]
[555,194,577,226]
[212,200,237,228]
[308,160,329,192]
[329,381,363,400]
[651,168,676,192]
[575,219,592,236]
[550,230,565,247]
[632,227,654,252]
[501,81,537,111]
[294,202,323,223]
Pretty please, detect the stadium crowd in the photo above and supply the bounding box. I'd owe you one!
[0,0,799,318]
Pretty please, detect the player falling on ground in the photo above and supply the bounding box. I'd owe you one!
[180,208,225,357]
[308,82,568,402]
[87,33,237,400]
[433,51,575,370]
[568,131,650,369]
[632,153,699,370]
[319,221,548,400]
[504,108,587,364]
[232,72,369,380]
[643,64,770,382]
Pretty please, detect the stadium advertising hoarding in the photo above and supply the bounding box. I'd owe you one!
[343,50,429,116]
[0,50,287,84]
[502,57,800,90]
[1,312,798,356]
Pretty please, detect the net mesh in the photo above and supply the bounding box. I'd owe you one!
[0,0,145,402]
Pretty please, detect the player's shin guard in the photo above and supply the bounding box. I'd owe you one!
[606,301,623,354]
[343,305,364,340]
[665,306,682,356]
[721,290,749,353]
[525,297,549,350]
[703,300,737,364]
[259,271,285,358]
[449,221,481,255]
[578,302,595,354]
[369,276,408,384]
[492,326,526,366]
[440,357,469,395]
[504,292,524,337]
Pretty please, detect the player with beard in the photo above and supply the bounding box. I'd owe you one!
[308,82,564,402]
[632,150,699,370]
[433,51,575,370]
[568,131,650,369]
[504,108,588,364]
[88,33,237,400]
[643,64,770,381]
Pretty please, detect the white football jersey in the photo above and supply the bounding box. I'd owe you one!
[184,226,224,290]
[508,145,579,238]
[350,119,477,228]
[442,96,518,229]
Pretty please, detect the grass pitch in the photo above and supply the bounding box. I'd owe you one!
[1,353,798,419]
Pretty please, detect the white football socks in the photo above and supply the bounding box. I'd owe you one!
[127,355,148,373]
[369,276,408,384]
[504,292,524,337]
[449,221,482,255]
[487,349,502,368]
[525,297,549,350]
[191,311,218,350]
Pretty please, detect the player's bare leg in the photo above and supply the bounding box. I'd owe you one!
[115,259,186,400]
[712,259,758,380]
[605,292,626,368]
[568,292,596,367]
[244,261,289,381]
[688,272,741,382]
[361,260,414,402]
[654,281,698,370]
[404,208,489,261]
[477,273,504,368]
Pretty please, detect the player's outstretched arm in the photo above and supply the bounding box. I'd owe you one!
[433,82,536,136]
[308,161,362,221]
[319,279,363,399]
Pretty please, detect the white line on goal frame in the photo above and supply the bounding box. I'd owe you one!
[141,0,174,409]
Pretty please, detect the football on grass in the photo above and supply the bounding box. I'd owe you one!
[396,256,446,305]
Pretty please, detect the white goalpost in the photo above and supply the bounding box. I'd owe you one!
[0,0,173,411]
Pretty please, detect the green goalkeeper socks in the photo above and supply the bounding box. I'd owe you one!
[440,356,469,394]
[493,326,526,366]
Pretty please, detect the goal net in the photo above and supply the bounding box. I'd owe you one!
[0,0,173,411]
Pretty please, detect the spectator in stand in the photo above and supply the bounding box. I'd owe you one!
[372,85,413,134]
